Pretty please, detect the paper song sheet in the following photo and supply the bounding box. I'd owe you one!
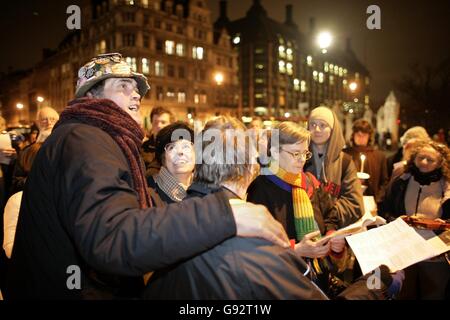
[346,218,449,275]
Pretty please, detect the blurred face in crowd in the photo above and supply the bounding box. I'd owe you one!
[273,140,310,175]
[38,107,59,132]
[152,113,171,136]
[414,146,441,173]
[164,139,195,178]
[354,131,370,147]
[308,119,331,146]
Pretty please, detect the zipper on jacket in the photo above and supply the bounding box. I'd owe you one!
[414,185,423,214]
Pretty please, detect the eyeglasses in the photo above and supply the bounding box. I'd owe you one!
[164,141,194,154]
[281,148,312,161]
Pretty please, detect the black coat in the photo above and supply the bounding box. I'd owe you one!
[143,183,330,300]
[6,121,236,299]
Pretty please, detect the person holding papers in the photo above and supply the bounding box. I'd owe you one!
[380,140,450,299]
[247,122,348,297]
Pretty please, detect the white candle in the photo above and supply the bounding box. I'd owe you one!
[360,154,366,173]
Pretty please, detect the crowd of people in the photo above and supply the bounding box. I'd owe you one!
[0,53,448,300]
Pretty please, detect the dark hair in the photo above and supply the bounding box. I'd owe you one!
[150,107,174,122]
[405,140,450,182]
[351,119,374,146]
[86,80,105,98]
[155,121,194,164]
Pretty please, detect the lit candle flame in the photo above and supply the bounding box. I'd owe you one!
[360,154,366,173]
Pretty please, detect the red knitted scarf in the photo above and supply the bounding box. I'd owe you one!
[55,97,151,209]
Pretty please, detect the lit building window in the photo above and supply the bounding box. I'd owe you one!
[329,75,334,85]
[194,94,199,104]
[365,95,370,104]
[286,48,293,61]
[324,62,329,72]
[286,63,293,75]
[200,92,207,104]
[355,72,360,79]
[142,0,149,8]
[307,55,313,66]
[254,48,264,54]
[343,79,348,86]
[176,43,184,56]
[142,58,150,74]
[178,91,186,103]
[279,60,286,73]
[126,57,137,71]
[334,65,339,75]
[344,68,348,75]
[255,93,264,99]
[126,0,135,5]
[166,88,175,99]
[233,35,241,45]
[192,46,204,60]
[165,40,175,55]
[293,78,300,91]
[255,64,264,70]
[339,67,343,77]
[365,77,370,85]
[319,72,324,83]
[300,80,306,92]
[330,64,334,71]
[255,78,264,84]
[278,45,285,58]
[155,61,164,76]
[313,70,318,81]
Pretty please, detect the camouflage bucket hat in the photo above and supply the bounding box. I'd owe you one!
[75,53,150,98]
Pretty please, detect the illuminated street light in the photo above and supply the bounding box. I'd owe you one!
[349,82,358,92]
[37,96,44,103]
[284,112,290,118]
[317,31,332,53]
[214,72,224,86]
[16,103,24,109]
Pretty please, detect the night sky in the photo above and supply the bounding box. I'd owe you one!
[1,0,449,109]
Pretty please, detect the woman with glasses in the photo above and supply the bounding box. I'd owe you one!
[247,122,348,296]
[147,121,195,205]
[379,140,450,299]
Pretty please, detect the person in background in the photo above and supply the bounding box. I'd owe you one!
[147,122,195,205]
[379,140,450,299]
[141,107,174,176]
[344,119,389,204]
[387,126,430,179]
[304,106,364,228]
[11,107,59,194]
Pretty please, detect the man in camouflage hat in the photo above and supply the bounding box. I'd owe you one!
[6,53,289,299]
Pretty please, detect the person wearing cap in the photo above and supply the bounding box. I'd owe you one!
[5,53,289,300]
[304,106,364,229]
[343,119,389,204]
[147,121,195,205]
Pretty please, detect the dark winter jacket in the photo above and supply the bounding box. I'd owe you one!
[343,145,389,204]
[143,183,330,300]
[6,121,236,300]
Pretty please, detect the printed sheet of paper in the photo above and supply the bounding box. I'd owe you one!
[346,218,448,275]
[0,133,12,165]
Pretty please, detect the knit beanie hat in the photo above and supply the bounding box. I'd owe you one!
[155,121,194,163]
[309,106,334,129]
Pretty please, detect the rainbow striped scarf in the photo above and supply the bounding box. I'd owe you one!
[275,167,319,241]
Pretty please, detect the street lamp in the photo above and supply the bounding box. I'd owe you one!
[37,96,44,103]
[349,82,358,92]
[16,102,24,123]
[317,31,333,54]
[214,72,224,86]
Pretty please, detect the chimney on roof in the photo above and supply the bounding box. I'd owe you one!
[219,1,228,19]
[285,5,293,24]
